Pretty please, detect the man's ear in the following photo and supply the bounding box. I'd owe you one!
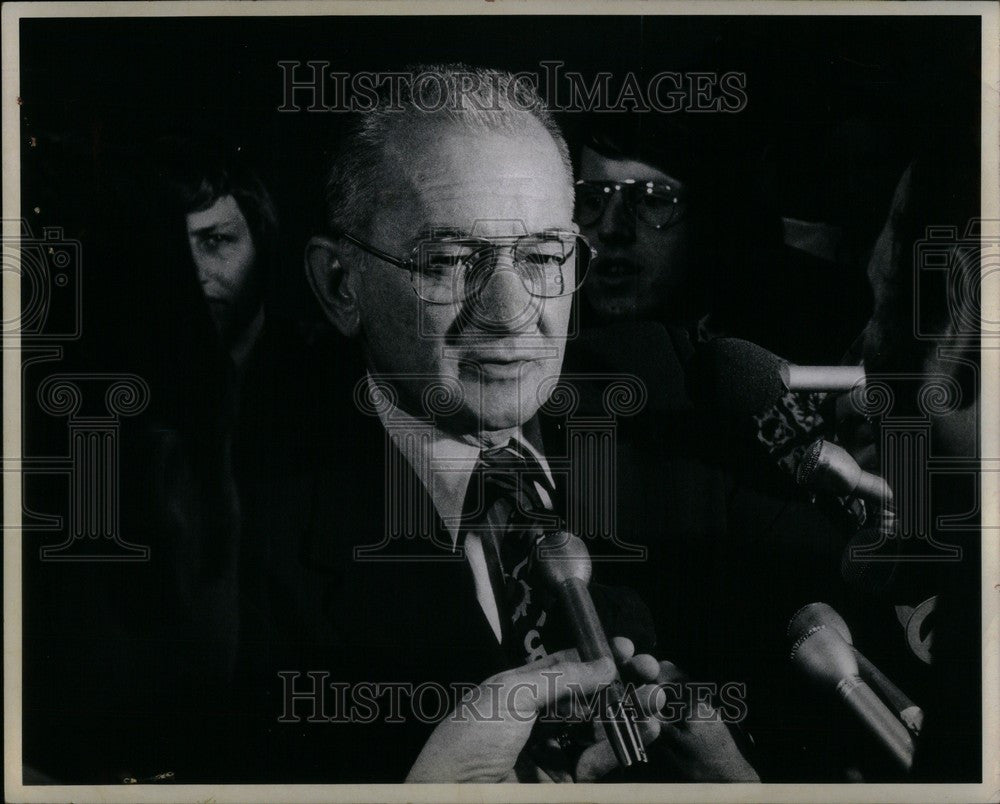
[305,236,362,338]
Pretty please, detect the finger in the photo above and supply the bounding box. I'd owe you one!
[524,647,581,670]
[633,681,666,719]
[507,656,615,718]
[574,734,617,782]
[622,652,660,683]
[574,705,663,781]
[637,713,662,750]
[656,659,688,685]
[854,443,877,472]
[610,636,635,664]
[486,647,581,686]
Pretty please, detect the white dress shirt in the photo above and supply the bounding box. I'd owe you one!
[367,375,554,643]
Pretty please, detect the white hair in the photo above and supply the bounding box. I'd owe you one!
[323,64,572,238]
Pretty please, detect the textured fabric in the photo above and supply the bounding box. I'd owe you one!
[462,439,561,664]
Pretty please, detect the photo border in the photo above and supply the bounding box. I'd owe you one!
[3,2,997,802]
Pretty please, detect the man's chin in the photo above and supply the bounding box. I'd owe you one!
[437,401,535,436]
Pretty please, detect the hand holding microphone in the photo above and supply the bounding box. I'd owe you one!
[796,438,893,508]
[534,530,649,769]
[408,530,659,782]
[534,530,759,781]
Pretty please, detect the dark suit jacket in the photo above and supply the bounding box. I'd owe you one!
[229,321,851,783]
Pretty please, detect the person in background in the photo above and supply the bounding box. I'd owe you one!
[23,134,281,783]
[573,114,703,330]
[849,129,981,782]
[570,112,785,346]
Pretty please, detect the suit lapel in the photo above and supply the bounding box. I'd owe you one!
[301,409,508,686]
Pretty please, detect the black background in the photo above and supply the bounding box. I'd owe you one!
[19,14,981,338]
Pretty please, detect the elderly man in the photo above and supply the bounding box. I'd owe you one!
[237,65,846,784]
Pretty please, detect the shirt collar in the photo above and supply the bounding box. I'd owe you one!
[365,374,553,544]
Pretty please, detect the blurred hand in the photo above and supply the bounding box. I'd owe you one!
[835,390,878,472]
[406,637,665,783]
[406,649,615,782]
[649,660,760,782]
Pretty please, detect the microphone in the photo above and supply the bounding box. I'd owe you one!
[788,603,915,771]
[796,438,893,506]
[534,530,648,768]
[784,364,866,393]
[789,603,923,735]
[840,517,900,599]
[689,338,789,424]
[692,338,866,404]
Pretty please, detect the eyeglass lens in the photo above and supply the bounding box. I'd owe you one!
[412,234,589,303]
[574,182,682,229]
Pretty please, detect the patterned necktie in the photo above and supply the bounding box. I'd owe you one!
[462,439,560,665]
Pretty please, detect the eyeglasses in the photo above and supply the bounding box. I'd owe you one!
[334,229,595,304]
[574,179,688,230]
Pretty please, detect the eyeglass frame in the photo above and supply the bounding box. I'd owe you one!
[330,227,597,304]
[574,178,689,230]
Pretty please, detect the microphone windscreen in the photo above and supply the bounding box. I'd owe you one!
[689,337,788,422]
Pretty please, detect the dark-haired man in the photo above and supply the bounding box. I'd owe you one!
[575,118,702,328]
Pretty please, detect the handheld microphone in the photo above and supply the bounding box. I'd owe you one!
[534,530,647,768]
[788,604,915,771]
[692,338,866,402]
[789,603,923,735]
[840,521,900,599]
[783,364,866,392]
[796,438,893,507]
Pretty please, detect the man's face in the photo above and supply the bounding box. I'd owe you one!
[352,117,575,435]
[186,194,260,342]
[578,146,693,322]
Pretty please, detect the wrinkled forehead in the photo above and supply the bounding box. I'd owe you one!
[373,117,574,243]
[185,194,247,234]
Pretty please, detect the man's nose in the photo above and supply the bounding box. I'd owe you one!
[596,192,635,245]
[466,260,541,333]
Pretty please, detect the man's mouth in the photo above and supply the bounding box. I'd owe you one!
[461,354,539,379]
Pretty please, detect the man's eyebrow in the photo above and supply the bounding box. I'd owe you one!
[188,222,236,237]
[415,226,470,240]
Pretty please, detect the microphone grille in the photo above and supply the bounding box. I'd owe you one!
[789,623,825,661]
[840,527,899,596]
[795,438,824,486]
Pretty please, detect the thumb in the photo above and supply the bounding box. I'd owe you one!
[575,711,661,781]
[505,656,616,720]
